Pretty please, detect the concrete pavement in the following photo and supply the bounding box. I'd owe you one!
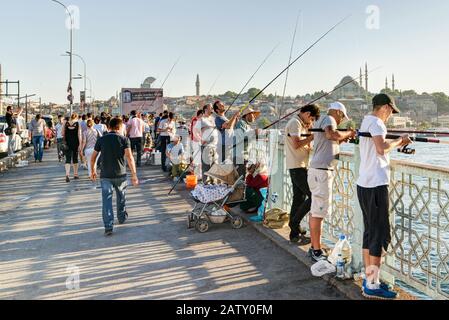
[0,147,346,300]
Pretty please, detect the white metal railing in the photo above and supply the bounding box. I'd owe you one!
[246,130,449,300]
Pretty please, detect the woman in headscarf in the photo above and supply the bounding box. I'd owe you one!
[240,161,269,213]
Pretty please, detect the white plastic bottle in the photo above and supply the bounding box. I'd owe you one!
[329,234,345,265]
[336,254,345,279]
[340,235,352,265]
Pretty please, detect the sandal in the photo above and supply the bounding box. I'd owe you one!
[74,176,80,180]
[66,176,70,183]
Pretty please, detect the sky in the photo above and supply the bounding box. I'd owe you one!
[1,0,449,104]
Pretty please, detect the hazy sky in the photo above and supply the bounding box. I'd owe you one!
[1,0,448,104]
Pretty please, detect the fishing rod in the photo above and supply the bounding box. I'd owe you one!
[301,130,449,154]
[168,44,279,195]
[264,67,381,130]
[309,128,449,137]
[168,16,350,195]
[264,10,301,221]
[278,9,302,127]
[224,43,280,114]
[236,15,351,116]
[387,129,449,136]
[358,132,449,145]
[137,57,181,113]
[206,73,222,98]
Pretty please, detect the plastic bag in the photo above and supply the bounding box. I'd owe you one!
[311,260,336,277]
[263,208,289,229]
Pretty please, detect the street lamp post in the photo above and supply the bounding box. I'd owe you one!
[62,52,87,112]
[73,73,93,113]
[51,0,74,115]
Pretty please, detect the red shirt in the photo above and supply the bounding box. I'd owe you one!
[246,174,269,192]
[190,117,198,140]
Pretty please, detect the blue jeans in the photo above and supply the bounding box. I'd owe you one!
[32,135,44,161]
[101,178,128,230]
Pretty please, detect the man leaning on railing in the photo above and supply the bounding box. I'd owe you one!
[357,93,411,300]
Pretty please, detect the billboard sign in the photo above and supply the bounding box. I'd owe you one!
[121,88,164,115]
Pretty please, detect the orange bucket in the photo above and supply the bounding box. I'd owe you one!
[185,175,198,189]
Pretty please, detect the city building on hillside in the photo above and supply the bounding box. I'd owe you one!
[403,95,437,120]
[389,115,412,128]
[431,115,449,127]
[331,76,367,100]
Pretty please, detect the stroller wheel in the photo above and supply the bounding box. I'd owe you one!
[187,214,194,229]
[195,219,210,233]
[231,216,244,229]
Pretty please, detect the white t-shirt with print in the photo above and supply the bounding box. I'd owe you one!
[357,115,390,188]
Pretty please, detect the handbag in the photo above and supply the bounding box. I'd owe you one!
[60,141,69,152]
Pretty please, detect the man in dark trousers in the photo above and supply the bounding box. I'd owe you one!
[357,94,410,299]
[90,117,139,236]
[127,110,145,167]
[285,104,320,243]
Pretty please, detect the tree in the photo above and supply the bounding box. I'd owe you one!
[258,117,271,128]
[266,94,275,103]
[432,92,449,114]
[223,91,238,99]
[247,88,265,101]
[401,90,417,97]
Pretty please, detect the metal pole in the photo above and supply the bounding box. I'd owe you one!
[72,53,86,111]
[17,81,20,112]
[51,1,74,115]
[69,18,73,115]
[25,95,28,124]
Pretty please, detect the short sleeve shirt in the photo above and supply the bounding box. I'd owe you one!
[285,116,310,170]
[128,117,144,138]
[215,115,228,146]
[94,132,131,179]
[201,116,218,146]
[357,115,390,188]
[310,115,339,170]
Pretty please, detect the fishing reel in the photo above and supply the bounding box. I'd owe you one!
[397,144,416,155]
[348,129,360,145]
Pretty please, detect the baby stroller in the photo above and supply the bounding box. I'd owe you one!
[188,164,247,233]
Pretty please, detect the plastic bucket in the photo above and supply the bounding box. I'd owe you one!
[185,175,197,189]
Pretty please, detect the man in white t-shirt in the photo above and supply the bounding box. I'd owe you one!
[55,115,65,162]
[127,110,145,167]
[357,93,411,300]
[158,112,176,172]
[200,104,218,183]
[285,104,320,244]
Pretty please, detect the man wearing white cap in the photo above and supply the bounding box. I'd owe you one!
[307,102,356,262]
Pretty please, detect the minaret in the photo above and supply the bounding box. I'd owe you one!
[365,62,368,93]
[392,74,395,92]
[385,77,389,90]
[195,74,200,97]
[359,68,363,98]
[359,68,363,87]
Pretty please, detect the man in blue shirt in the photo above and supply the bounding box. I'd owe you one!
[213,101,240,163]
[90,117,139,236]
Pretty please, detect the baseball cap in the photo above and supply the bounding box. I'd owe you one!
[328,102,350,120]
[372,93,400,114]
